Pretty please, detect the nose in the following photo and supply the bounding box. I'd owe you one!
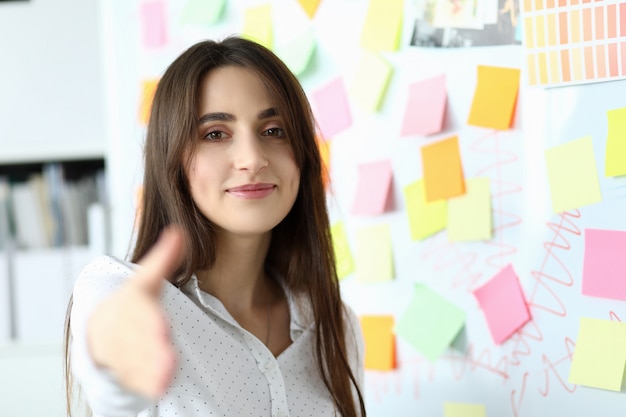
[232,132,269,173]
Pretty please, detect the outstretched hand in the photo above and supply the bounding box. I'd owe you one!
[87,226,185,398]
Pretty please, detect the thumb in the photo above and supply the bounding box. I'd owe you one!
[133,226,185,296]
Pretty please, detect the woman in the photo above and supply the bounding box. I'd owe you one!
[64,36,367,417]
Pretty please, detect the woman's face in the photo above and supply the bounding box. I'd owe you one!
[185,65,300,237]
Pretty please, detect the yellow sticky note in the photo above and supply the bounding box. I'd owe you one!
[403,179,447,240]
[355,224,394,283]
[331,221,354,280]
[568,317,626,391]
[605,107,626,177]
[298,0,321,19]
[350,51,393,113]
[545,136,602,213]
[138,78,160,125]
[360,0,404,52]
[447,178,491,241]
[360,315,395,371]
[467,65,520,130]
[276,28,317,76]
[421,136,466,202]
[444,402,486,417]
[242,4,273,49]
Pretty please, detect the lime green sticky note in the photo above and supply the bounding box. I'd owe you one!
[444,403,486,417]
[331,221,354,280]
[180,0,226,25]
[396,283,466,362]
[447,177,491,241]
[242,4,273,49]
[568,317,626,391]
[276,28,317,76]
[349,51,393,113]
[355,223,394,283]
[605,107,626,177]
[545,136,602,214]
[360,0,404,51]
[403,179,447,240]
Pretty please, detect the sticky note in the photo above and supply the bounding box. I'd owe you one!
[582,228,626,301]
[242,4,273,49]
[568,317,626,391]
[395,283,466,362]
[403,179,447,240]
[605,107,626,177]
[421,136,466,202]
[350,51,393,113]
[180,0,226,25]
[298,0,321,18]
[317,136,331,190]
[473,264,530,345]
[360,0,404,51]
[360,315,395,370]
[276,29,317,76]
[331,221,354,280]
[401,74,447,137]
[447,178,491,241]
[140,0,168,48]
[312,77,352,140]
[138,78,160,125]
[545,136,602,213]
[355,224,394,283]
[352,160,393,216]
[444,403,486,417]
[467,65,520,130]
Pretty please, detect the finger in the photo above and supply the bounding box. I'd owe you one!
[134,226,185,296]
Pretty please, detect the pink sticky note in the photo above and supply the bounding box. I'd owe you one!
[312,77,352,140]
[141,1,168,48]
[401,75,447,137]
[582,228,626,300]
[352,160,393,215]
[473,264,530,345]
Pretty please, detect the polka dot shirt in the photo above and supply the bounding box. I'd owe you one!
[70,256,364,417]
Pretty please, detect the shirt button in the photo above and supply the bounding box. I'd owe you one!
[264,360,274,371]
[276,411,287,417]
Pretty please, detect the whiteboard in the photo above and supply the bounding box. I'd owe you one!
[99,0,626,416]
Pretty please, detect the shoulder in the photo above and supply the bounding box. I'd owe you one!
[72,255,138,302]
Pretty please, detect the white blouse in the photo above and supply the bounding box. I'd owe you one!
[70,256,365,417]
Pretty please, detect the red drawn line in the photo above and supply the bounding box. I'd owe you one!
[444,344,510,380]
[538,337,577,396]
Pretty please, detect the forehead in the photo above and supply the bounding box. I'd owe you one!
[198,65,275,110]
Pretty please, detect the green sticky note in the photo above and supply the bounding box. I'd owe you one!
[447,177,491,241]
[360,0,404,51]
[276,28,317,76]
[350,51,393,113]
[355,223,394,283]
[444,403,486,417]
[242,4,273,50]
[568,317,626,391]
[396,283,466,362]
[180,0,226,25]
[545,136,602,214]
[605,107,626,177]
[403,179,447,240]
[331,221,354,280]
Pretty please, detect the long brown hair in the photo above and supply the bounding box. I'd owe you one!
[65,37,365,416]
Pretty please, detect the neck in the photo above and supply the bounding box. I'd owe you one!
[196,232,272,316]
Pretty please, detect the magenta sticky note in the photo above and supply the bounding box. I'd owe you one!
[352,160,393,215]
[312,77,352,140]
[141,1,168,48]
[401,74,447,137]
[582,228,626,301]
[473,264,530,345]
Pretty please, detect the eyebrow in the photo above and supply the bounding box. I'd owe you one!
[198,107,279,125]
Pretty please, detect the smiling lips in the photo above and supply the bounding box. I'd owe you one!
[227,183,276,199]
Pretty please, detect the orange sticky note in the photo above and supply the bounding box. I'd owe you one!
[316,136,331,190]
[138,78,160,125]
[360,315,395,370]
[467,65,520,130]
[421,136,466,202]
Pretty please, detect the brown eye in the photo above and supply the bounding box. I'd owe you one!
[262,127,285,138]
[204,130,224,141]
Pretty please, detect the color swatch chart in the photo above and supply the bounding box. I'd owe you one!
[522,0,626,87]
